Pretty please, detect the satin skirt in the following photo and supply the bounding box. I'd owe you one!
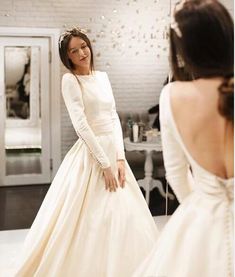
[134,190,234,277]
[15,132,158,277]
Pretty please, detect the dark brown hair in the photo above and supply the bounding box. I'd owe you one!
[170,0,234,121]
[58,27,94,73]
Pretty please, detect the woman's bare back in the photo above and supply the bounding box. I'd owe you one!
[170,78,234,179]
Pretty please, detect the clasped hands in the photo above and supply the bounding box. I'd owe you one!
[103,160,125,192]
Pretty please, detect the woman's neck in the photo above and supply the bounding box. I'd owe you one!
[73,68,91,76]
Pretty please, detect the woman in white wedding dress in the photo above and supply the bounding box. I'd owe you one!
[134,0,234,277]
[14,27,158,277]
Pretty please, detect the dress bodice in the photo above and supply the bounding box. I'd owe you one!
[61,71,125,169]
[75,72,114,132]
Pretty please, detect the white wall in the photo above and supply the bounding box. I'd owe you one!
[0,0,233,157]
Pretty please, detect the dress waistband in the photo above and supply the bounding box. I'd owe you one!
[194,180,234,203]
[90,120,114,136]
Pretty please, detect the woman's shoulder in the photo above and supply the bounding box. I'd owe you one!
[62,72,76,82]
[160,81,194,119]
[160,81,200,129]
[61,73,81,97]
[62,72,74,78]
[161,80,191,94]
[94,71,111,84]
[95,70,106,74]
[95,70,108,77]
[161,81,195,104]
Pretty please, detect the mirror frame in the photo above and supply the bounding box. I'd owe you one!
[0,27,61,185]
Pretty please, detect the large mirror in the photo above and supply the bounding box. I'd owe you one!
[5,46,42,176]
[0,36,52,185]
[5,47,31,120]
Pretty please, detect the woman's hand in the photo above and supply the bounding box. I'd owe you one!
[117,160,126,188]
[103,167,118,192]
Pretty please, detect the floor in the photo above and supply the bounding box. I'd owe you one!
[0,184,178,231]
[0,215,170,276]
[0,229,27,276]
[0,185,49,230]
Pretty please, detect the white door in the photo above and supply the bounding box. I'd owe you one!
[0,37,51,185]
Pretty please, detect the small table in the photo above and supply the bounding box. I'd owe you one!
[124,137,174,205]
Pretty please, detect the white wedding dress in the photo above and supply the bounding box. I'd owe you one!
[14,71,158,277]
[134,83,234,277]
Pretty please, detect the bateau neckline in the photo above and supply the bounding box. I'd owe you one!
[75,71,98,77]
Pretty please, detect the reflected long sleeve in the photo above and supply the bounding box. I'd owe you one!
[160,84,193,203]
[62,73,110,169]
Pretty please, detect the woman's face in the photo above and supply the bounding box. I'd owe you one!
[67,36,91,72]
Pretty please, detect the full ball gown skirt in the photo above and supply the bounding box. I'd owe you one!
[14,72,159,277]
[134,83,234,277]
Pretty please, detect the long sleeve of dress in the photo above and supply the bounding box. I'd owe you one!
[160,84,193,203]
[104,73,125,160]
[62,73,111,169]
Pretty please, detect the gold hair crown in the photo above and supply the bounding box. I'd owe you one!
[59,26,87,47]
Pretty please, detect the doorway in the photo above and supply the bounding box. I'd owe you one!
[0,28,61,186]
